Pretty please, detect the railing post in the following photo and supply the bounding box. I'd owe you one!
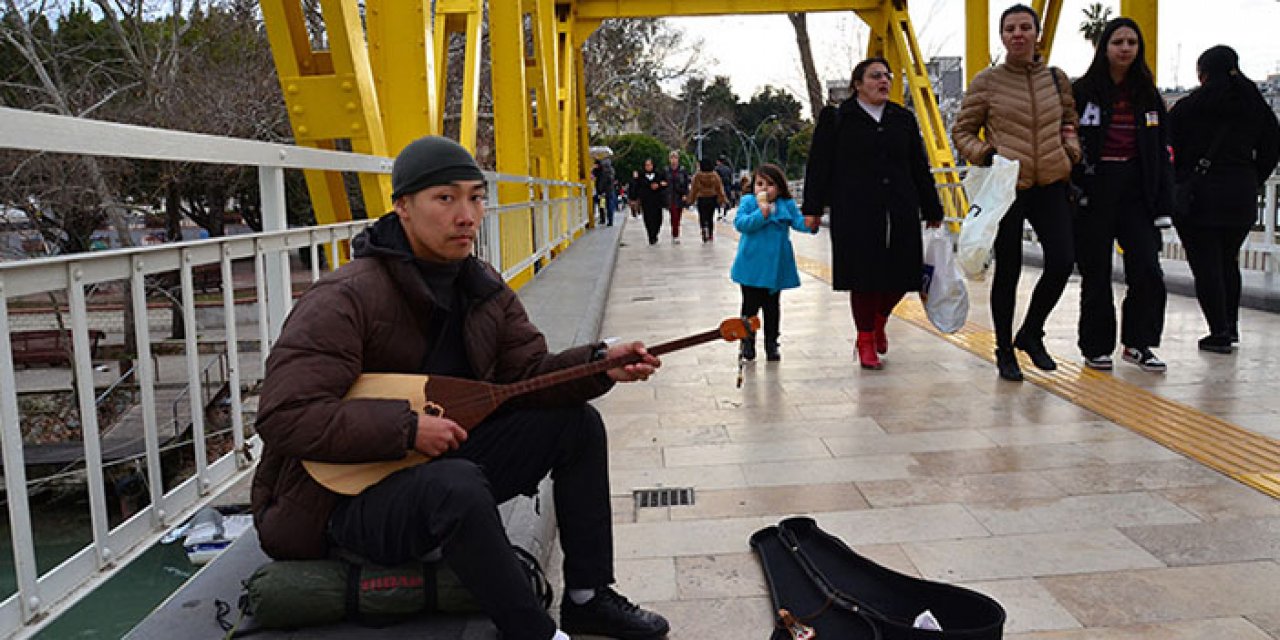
[220,244,248,469]
[0,277,41,622]
[1265,176,1278,273]
[179,250,210,493]
[67,264,112,568]
[129,256,166,524]
[258,166,290,342]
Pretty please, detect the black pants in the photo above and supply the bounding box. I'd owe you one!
[1075,161,1166,356]
[741,285,781,343]
[991,182,1074,349]
[1176,224,1251,338]
[641,200,664,243]
[327,405,613,640]
[696,198,717,239]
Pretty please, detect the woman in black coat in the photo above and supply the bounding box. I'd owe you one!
[802,57,945,370]
[1071,18,1174,373]
[635,158,668,245]
[1169,45,1280,353]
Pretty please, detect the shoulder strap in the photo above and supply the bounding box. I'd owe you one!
[1194,127,1231,176]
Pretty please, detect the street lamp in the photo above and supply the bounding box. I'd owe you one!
[751,115,780,166]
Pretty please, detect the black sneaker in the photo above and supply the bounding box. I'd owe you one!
[1083,354,1113,371]
[1013,333,1057,371]
[560,587,670,639]
[741,337,756,361]
[1122,346,1167,372]
[1198,335,1233,354]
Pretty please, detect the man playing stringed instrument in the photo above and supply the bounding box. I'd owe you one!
[251,136,670,640]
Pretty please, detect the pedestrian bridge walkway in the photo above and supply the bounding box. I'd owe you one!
[590,215,1280,638]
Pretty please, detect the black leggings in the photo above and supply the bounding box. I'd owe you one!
[641,200,664,243]
[1176,224,1250,338]
[740,285,781,342]
[991,182,1075,349]
[696,198,717,239]
[328,405,612,640]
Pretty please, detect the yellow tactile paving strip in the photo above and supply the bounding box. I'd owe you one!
[792,253,1280,500]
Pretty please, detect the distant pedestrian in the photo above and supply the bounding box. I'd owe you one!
[802,56,945,370]
[715,157,735,217]
[627,170,642,219]
[1071,18,1173,373]
[730,163,818,362]
[594,158,617,226]
[635,159,667,245]
[666,151,690,243]
[686,157,728,242]
[1169,45,1280,353]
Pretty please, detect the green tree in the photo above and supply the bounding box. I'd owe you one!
[602,133,667,187]
[1079,3,1112,47]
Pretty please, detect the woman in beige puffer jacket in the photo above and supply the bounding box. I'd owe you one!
[952,3,1081,382]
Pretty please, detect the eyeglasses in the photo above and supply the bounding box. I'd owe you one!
[866,71,893,81]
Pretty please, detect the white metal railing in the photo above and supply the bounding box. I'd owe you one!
[0,106,588,638]
[927,166,1280,271]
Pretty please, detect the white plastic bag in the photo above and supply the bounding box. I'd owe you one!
[920,227,969,333]
[956,155,1020,279]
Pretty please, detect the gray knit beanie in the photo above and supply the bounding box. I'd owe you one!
[391,136,485,201]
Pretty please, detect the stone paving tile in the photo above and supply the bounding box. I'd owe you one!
[606,422,731,449]
[810,504,990,546]
[613,556,677,603]
[1036,459,1229,495]
[1158,483,1280,521]
[903,529,1166,582]
[637,595,775,640]
[978,421,1136,446]
[742,454,917,486]
[662,438,832,467]
[857,471,1066,508]
[960,578,1082,634]
[908,442,1108,476]
[612,515,771,559]
[674,552,768,600]
[608,446,662,470]
[1119,517,1280,566]
[1037,561,1280,628]
[824,429,999,456]
[725,417,885,443]
[965,492,1201,536]
[667,483,869,521]
[1005,617,1273,639]
[1244,609,1280,639]
[610,463,748,494]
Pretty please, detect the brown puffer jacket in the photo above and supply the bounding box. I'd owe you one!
[686,170,727,205]
[953,59,1082,189]
[250,213,612,560]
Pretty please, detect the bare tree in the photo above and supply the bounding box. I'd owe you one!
[788,13,825,117]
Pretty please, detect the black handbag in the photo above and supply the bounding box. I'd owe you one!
[751,517,1005,639]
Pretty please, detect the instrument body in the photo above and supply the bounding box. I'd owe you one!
[303,317,759,495]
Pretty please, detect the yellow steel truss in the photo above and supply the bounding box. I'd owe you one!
[260,0,1162,268]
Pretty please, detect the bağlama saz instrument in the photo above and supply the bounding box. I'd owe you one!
[304,316,759,496]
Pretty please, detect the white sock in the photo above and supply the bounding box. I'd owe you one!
[550,630,571,640]
[567,588,596,605]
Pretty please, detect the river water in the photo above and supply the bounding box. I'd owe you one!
[0,504,195,639]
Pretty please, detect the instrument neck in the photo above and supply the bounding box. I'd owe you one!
[500,327,723,399]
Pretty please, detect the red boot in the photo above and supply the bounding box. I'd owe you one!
[857,332,883,370]
[873,315,889,354]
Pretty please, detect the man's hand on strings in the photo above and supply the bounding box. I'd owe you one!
[412,415,467,456]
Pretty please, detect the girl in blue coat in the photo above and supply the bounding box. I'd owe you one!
[731,163,817,361]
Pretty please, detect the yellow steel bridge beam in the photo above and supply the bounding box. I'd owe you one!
[260,0,392,229]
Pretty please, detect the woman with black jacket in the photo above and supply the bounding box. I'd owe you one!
[1169,45,1280,353]
[802,57,944,370]
[634,158,668,245]
[1071,17,1173,373]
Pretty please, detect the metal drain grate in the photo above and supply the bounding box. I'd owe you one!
[633,487,694,508]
